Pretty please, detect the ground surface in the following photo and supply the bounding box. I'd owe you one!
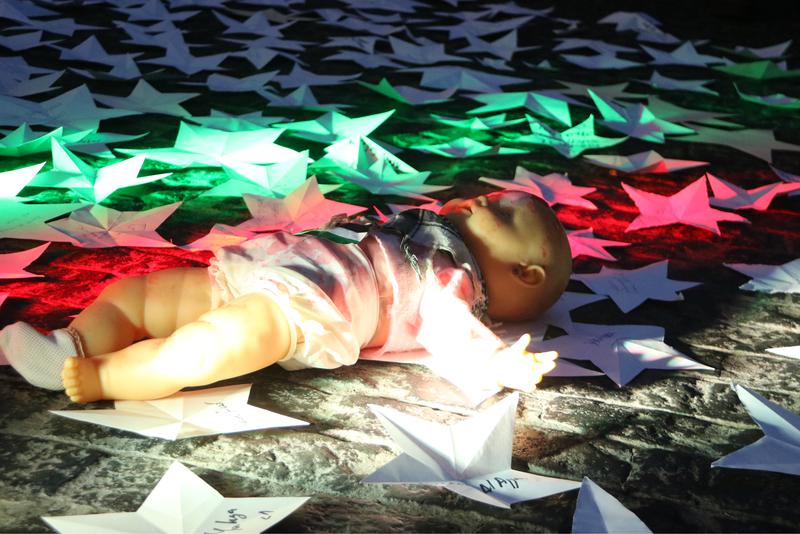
[1,1,800,532]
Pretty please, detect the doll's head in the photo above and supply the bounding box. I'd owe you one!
[440,191,571,321]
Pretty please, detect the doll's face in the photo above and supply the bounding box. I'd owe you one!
[440,191,571,320]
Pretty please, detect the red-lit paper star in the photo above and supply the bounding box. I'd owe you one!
[621,176,749,234]
[567,228,629,261]
[238,177,367,234]
[481,166,597,209]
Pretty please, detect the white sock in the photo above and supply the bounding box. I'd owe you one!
[0,322,83,390]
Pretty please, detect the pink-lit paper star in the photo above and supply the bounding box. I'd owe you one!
[480,166,597,209]
[706,172,800,211]
[0,242,49,279]
[572,260,700,313]
[237,177,367,234]
[621,176,749,234]
[567,228,629,261]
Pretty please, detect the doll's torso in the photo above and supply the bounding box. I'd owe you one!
[210,210,487,367]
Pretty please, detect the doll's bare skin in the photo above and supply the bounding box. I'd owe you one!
[62,191,571,403]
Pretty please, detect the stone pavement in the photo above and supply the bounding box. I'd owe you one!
[2,274,799,532]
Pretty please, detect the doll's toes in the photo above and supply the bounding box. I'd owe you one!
[61,357,102,403]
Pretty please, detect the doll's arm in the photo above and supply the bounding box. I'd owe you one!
[416,269,556,392]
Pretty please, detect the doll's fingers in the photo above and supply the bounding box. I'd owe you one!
[534,350,558,362]
[510,333,532,352]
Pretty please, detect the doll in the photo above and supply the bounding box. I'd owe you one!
[1,190,572,402]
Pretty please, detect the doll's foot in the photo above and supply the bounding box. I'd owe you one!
[61,357,103,403]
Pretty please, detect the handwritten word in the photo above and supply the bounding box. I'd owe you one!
[588,332,615,346]
[204,401,248,425]
[203,508,247,534]
[478,476,522,494]
[607,277,639,294]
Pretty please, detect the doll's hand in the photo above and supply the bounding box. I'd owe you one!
[490,334,558,392]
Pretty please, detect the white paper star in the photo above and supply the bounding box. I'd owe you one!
[725,258,800,294]
[535,323,713,387]
[572,260,700,313]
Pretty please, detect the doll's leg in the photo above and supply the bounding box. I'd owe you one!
[69,267,213,356]
[62,292,293,402]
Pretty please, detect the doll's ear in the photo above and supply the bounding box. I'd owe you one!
[514,263,546,287]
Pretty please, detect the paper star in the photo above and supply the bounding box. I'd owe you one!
[273,64,359,89]
[282,109,394,143]
[0,162,45,198]
[561,52,643,70]
[181,223,256,253]
[201,71,278,93]
[583,150,708,173]
[494,291,608,342]
[29,139,170,203]
[724,259,800,294]
[201,152,315,199]
[714,60,800,80]
[426,13,535,39]
[118,122,298,167]
[430,113,525,130]
[260,84,345,111]
[114,0,198,21]
[706,172,800,210]
[674,125,800,163]
[553,38,638,55]
[0,70,62,97]
[553,81,635,101]
[325,49,404,69]
[0,196,80,241]
[511,115,627,158]
[636,71,718,96]
[43,461,308,533]
[572,260,700,313]
[458,30,530,61]
[641,42,726,66]
[93,79,197,117]
[766,346,800,360]
[734,84,800,110]
[363,393,580,508]
[589,89,694,143]
[237,177,366,234]
[711,384,800,476]
[0,243,49,279]
[57,35,141,69]
[411,66,527,93]
[467,91,573,126]
[535,323,713,387]
[0,85,134,131]
[726,40,793,60]
[317,136,448,200]
[480,166,597,209]
[645,96,740,128]
[567,229,630,261]
[388,35,468,65]
[410,137,526,158]
[47,202,180,248]
[186,109,287,132]
[51,384,307,439]
[139,30,229,75]
[572,477,652,533]
[359,78,456,106]
[621,177,749,234]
